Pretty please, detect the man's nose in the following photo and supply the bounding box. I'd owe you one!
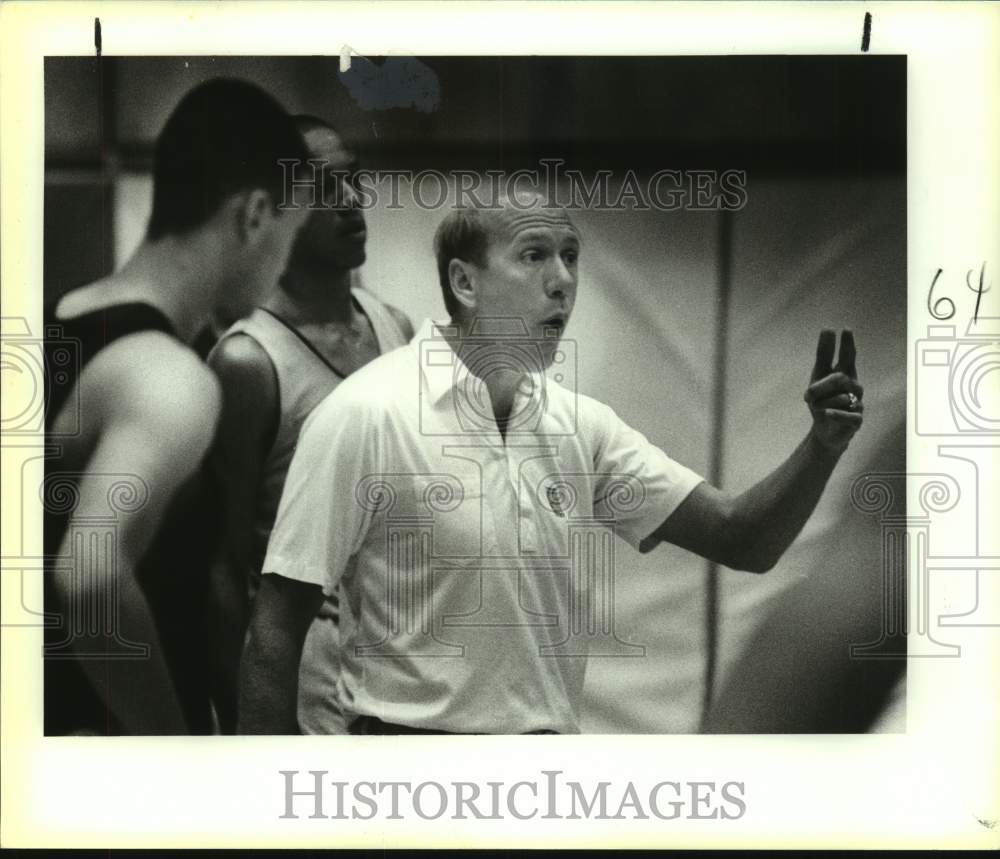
[339,177,362,211]
[546,257,576,297]
[328,175,360,213]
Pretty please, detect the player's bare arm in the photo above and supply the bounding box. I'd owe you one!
[645,329,864,573]
[205,332,280,732]
[239,574,325,734]
[52,333,221,733]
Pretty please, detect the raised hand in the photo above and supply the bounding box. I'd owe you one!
[804,329,864,456]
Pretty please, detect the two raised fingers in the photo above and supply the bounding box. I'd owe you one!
[811,329,858,383]
[836,329,857,379]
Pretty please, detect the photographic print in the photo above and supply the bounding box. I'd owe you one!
[1,1,996,850]
[38,53,906,739]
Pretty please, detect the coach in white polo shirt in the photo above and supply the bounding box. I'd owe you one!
[239,191,865,734]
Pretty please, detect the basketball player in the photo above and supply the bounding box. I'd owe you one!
[240,191,864,734]
[206,115,413,733]
[43,78,309,735]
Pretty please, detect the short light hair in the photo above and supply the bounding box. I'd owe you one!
[433,190,572,317]
[432,207,494,318]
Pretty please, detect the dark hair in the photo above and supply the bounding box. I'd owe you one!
[147,78,308,240]
[433,207,495,317]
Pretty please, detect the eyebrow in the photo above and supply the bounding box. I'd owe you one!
[511,228,581,246]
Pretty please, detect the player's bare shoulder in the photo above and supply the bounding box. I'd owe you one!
[208,331,278,397]
[209,329,270,373]
[86,330,222,448]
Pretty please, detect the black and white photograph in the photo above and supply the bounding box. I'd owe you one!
[2,1,997,850]
[40,52,906,738]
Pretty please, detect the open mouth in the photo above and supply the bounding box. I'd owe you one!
[541,315,566,335]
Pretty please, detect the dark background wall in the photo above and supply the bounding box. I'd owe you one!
[44,56,904,301]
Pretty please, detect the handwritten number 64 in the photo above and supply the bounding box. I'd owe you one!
[927,268,954,320]
[927,264,991,323]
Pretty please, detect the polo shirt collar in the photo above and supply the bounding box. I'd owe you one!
[416,318,546,412]
[417,319,467,406]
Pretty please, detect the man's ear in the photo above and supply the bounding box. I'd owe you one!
[448,258,477,312]
[235,189,274,244]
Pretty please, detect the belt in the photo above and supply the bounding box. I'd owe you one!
[349,715,558,735]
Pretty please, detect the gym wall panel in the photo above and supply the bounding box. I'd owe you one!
[569,206,719,733]
[43,180,112,301]
[44,57,102,161]
[713,174,906,704]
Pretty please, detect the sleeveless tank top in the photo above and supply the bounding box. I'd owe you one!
[212,288,409,734]
[43,301,217,735]
[217,288,409,572]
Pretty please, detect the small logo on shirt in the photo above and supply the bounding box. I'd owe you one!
[546,484,566,517]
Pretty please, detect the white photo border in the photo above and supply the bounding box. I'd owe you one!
[1,0,997,849]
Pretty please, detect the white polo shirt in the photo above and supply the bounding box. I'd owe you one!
[263,319,704,733]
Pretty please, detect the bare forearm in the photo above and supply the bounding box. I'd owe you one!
[54,557,188,734]
[238,629,302,734]
[207,559,252,733]
[729,428,841,572]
